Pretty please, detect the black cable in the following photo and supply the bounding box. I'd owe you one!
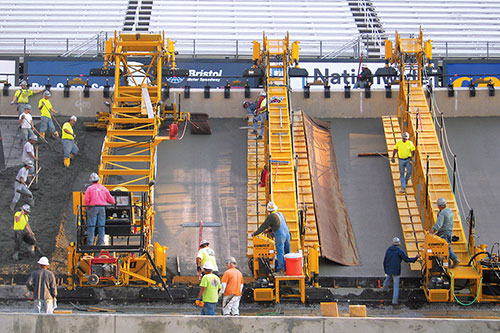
[468,251,491,266]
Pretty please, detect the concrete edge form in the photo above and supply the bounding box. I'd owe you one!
[1,313,500,333]
[1,87,499,118]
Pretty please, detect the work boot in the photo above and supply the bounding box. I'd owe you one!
[252,130,258,135]
[257,136,263,140]
[52,131,59,138]
[450,259,460,268]
[28,245,35,256]
[275,270,286,276]
[64,158,71,167]
[40,132,45,140]
[9,202,16,212]
[12,252,19,261]
[70,153,75,159]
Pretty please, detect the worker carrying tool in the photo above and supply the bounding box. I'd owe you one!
[391,132,416,193]
[252,90,268,140]
[22,134,38,175]
[26,256,57,314]
[10,161,35,211]
[84,172,116,246]
[18,104,35,143]
[10,80,42,116]
[12,204,36,261]
[353,64,373,89]
[382,237,420,305]
[197,239,219,276]
[61,115,79,167]
[38,91,59,140]
[430,198,460,268]
[252,201,291,275]
[196,261,221,316]
[220,256,244,316]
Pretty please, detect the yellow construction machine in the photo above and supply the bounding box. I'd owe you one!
[244,33,322,303]
[67,32,189,295]
[384,29,500,304]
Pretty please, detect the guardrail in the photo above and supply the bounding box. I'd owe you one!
[2,36,500,59]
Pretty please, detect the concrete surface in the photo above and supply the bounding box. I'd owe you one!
[0,313,499,333]
[2,87,500,118]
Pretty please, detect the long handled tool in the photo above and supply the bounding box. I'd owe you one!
[3,126,20,169]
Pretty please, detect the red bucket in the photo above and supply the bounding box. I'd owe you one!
[285,253,303,276]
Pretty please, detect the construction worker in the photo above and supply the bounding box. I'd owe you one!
[10,80,42,116]
[430,198,460,268]
[22,134,38,175]
[196,261,221,315]
[252,90,267,140]
[383,237,420,305]
[61,115,79,167]
[38,90,59,139]
[197,240,219,275]
[12,204,36,261]
[18,104,35,143]
[84,172,116,246]
[10,161,35,211]
[243,91,266,120]
[26,256,57,314]
[391,132,416,193]
[353,64,373,89]
[220,256,244,316]
[252,201,291,275]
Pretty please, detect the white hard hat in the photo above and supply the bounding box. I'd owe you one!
[259,90,266,96]
[89,172,100,182]
[437,198,447,207]
[22,204,31,213]
[43,90,51,97]
[392,237,401,245]
[24,104,32,110]
[402,132,410,139]
[20,80,27,86]
[29,134,38,141]
[25,160,34,167]
[203,261,214,270]
[267,201,278,212]
[226,256,237,265]
[37,257,49,266]
[70,115,78,122]
[200,239,210,246]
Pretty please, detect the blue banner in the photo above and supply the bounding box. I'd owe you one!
[25,59,254,88]
[446,63,500,87]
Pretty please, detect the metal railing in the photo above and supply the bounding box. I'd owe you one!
[321,36,362,59]
[1,36,500,59]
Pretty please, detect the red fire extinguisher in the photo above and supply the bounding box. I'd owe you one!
[169,123,178,139]
[259,165,269,187]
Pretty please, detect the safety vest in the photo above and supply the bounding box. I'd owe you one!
[13,211,28,231]
[62,122,74,140]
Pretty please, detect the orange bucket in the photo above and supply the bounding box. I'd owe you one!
[285,253,303,275]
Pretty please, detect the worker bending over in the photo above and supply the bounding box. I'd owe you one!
[430,198,460,268]
[12,204,36,261]
[10,161,35,211]
[391,132,416,193]
[252,201,291,275]
[220,256,244,316]
[26,256,57,314]
[196,262,221,316]
[61,115,78,167]
[197,239,219,276]
[10,80,42,115]
[84,173,116,246]
[38,91,59,139]
[252,90,267,140]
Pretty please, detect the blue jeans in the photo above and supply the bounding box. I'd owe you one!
[17,103,28,116]
[353,81,368,89]
[246,102,257,115]
[252,111,268,137]
[437,230,458,263]
[62,139,79,158]
[383,274,400,304]
[201,302,217,315]
[274,212,291,272]
[87,206,106,245]
[21,128,34,142]
[40,116,56,134]
[398,158,412,190]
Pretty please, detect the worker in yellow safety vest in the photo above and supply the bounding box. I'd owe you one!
[61,116,79,167]
[391,132,416,193]
[10,80,42,115]
[197,240,219,276]
[12,204,36,261]
[38,91,59,139]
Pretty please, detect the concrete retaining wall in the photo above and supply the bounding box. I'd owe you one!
[1,87,499,119]
[1,313,499,333]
